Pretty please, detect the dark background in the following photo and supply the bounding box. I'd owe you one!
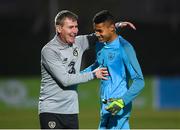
[1,0,180,76]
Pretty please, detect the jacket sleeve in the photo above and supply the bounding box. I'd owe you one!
[76,34,98,51]
[41,47,94,87]
[120,36,145,105]
[80,61,99,73]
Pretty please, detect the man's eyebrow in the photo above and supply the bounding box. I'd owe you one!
[95,29,102,32]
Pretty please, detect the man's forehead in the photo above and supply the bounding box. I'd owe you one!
[94,22,106,28]
[58,18,77,28]
[64,17,77,23]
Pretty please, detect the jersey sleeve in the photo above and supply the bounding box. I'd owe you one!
[81,60,99,73]
[41,47,95,87]
[120,36,145,105]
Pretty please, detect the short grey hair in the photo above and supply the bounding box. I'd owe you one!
[55,10,78,26]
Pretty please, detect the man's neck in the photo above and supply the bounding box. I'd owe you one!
[107,33,118,43]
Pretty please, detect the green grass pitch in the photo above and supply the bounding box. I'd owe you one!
[0,76,180,128]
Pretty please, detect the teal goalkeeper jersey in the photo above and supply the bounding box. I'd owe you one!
[82,35,144,116]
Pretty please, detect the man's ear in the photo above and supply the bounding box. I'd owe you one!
[110,24,116,32]
[56,25,62,33]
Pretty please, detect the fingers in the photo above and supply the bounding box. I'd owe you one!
[112,110,118,115]
[106,106,116,115]
[121,22,136,30]
[100,67,109,76]
[94,67,109,80]
[100,68,109,80]
[105,106,113,111]
[99,67,107,72]
[128,22,136,30]
[106,105,120,115]
[101,76,108,80]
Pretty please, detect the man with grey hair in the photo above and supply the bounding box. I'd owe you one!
[39,10,136,129]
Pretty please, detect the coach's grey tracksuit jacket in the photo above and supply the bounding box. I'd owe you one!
[39,35,96,114]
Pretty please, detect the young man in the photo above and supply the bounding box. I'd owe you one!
[39,10,136,129]
[82,10,144,129]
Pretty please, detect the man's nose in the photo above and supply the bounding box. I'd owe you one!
[95,32,100,37]
[72,27,78,33]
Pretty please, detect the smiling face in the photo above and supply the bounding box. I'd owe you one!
[56,18,78,44]
[94,21,116,43]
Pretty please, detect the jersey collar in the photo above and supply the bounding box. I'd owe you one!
[104,37,119,48]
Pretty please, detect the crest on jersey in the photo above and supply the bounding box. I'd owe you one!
[73,47,78,56]
[48,121,56,129]
[108,52,115,61]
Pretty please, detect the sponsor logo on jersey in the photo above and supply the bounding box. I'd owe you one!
[68,61,76,74]
[62,58,68,64]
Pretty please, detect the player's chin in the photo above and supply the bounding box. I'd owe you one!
[98,38,105,43]
[68,39,75,44]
